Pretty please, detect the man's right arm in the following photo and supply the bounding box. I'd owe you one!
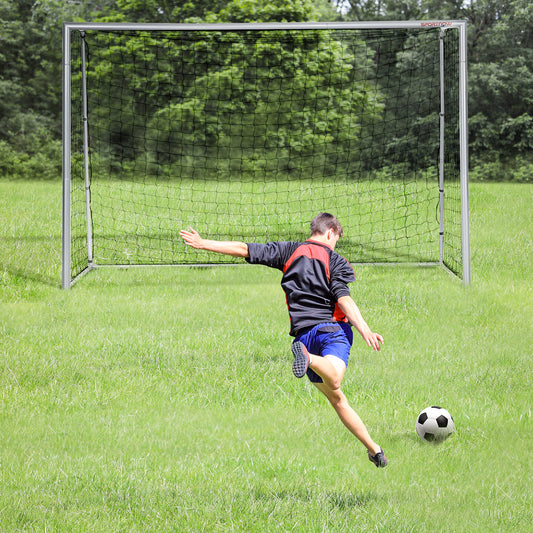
[337,295,384,352]
[179,228,249,258]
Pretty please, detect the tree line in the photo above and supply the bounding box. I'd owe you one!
[0,0,531,181]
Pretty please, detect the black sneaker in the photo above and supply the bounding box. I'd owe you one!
[291,342,310,378]
[368,448,388,468]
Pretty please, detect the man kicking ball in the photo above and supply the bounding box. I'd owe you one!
[179,213,387,468]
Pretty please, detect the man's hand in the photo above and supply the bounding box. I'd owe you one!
[179,228,204,249]
[360,330,384,352]
[179,228,249,258]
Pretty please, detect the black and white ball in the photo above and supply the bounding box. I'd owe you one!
[416,406,455,442]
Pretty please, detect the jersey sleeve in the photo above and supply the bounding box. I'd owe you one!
[329,254,356,300]
[246,242,298,271]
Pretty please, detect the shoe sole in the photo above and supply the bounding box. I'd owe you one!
[292,342,309,378]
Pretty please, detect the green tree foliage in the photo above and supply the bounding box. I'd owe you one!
[86,26,382,176]
[339,0,533,180]
[0,0,63,178]
[0,0,531,181]
[466,0,533,168]
[72,0,382,178]
[94,0,337,23]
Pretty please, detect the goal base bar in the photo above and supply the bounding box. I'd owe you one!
[61,263,96,290]
[66,261,467,289]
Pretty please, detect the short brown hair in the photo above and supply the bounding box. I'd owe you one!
[310,213,343,238]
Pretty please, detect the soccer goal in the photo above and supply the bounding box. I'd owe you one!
[62,21,470,288]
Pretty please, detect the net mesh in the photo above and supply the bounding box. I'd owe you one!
[68,26,462,277]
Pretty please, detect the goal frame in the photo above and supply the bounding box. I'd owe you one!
[62,20,470,288]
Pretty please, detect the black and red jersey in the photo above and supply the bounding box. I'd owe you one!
[246,239,355,336]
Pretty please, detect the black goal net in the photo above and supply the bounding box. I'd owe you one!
[65,23,465,284]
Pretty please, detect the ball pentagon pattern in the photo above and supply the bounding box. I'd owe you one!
[416,406,455,442]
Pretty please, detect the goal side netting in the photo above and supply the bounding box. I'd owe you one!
[62,21,470,288]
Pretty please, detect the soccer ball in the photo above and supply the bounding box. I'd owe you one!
[416,406,455,442]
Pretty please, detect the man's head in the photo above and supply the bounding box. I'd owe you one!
[309,213,343,249]
[310,213,343,239]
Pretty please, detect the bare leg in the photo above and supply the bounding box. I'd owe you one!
[310,354,381,455]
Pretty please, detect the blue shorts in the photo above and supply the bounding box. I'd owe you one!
[293,322,353,383]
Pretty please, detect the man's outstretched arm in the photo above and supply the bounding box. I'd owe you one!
[179,228,249,258]
[337,295,384,351]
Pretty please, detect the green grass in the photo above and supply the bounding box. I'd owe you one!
[1,179,532,531]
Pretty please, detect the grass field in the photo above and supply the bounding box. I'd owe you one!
[1,179,532,531]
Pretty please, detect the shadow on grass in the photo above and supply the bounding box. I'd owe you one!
[252,487,378,510]
[0,234,61,289]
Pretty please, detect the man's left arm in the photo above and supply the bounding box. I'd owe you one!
[337,295,384,351]
[179,228,249,257]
